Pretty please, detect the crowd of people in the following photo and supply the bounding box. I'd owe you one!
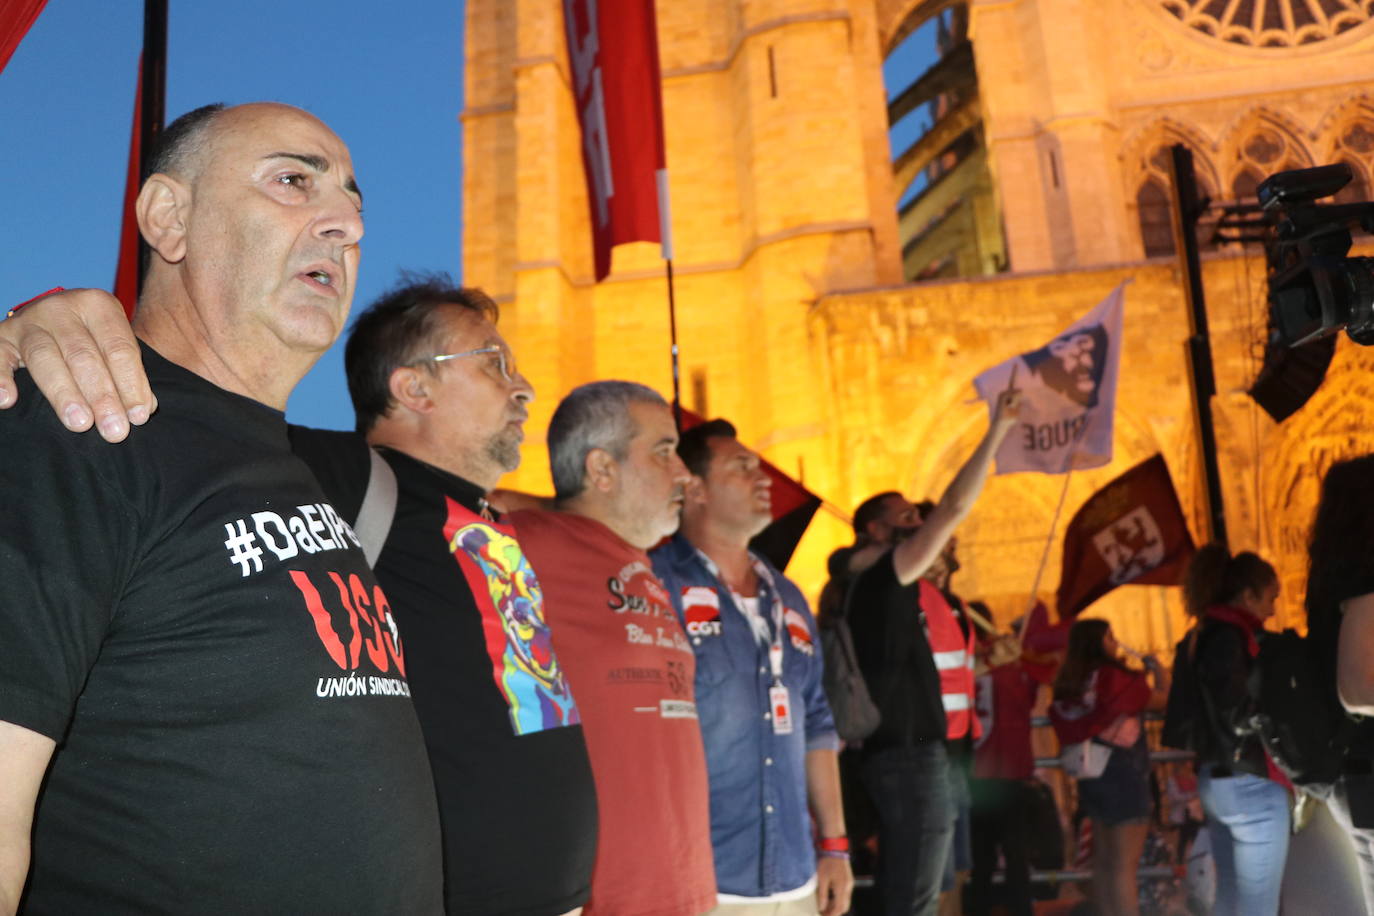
[3,99,1374,916]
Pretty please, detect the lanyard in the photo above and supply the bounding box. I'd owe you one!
[695,549,786,683]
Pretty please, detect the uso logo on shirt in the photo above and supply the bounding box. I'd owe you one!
[682,586,722,638]
[784,607,815,656]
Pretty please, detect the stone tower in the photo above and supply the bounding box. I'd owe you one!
[463,0,1374,648]
[462,0,902,485]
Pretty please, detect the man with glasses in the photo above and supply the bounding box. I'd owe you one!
[290,276,599,916]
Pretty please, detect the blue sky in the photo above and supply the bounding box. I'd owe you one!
[2,3,938,430]
[1,0,465,431]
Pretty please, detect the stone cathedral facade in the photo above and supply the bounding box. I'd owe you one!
[461,0,1374,650]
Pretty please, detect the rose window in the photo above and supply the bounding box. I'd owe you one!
[1160,0,1374,47]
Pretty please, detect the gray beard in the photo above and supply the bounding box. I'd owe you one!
[485,428,522,472]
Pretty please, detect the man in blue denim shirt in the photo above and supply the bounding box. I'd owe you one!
[652,420,852,916]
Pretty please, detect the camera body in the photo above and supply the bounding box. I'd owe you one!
[1262,163,1374,347]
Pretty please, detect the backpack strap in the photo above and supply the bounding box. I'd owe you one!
[352,447,399,567]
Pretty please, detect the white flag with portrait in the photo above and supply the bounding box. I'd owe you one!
[972,282,1127,475]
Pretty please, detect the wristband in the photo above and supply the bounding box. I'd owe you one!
[818,850,851,860]
[6,287,65,321]
[817,836,849,853]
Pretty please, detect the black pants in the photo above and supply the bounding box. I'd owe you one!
[967,778,1033,916]
[862,744,954,916]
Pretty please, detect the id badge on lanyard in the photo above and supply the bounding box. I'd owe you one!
[768,640,793,735]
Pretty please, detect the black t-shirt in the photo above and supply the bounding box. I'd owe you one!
[847,551,948,747]
[0,345,442,915]
[288,429,598,916]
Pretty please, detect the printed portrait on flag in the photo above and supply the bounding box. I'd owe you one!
[973,282,1128,475]
[1023,324,1110,410]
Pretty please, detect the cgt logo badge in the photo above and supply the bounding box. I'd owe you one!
[784,607,815,655]
[682,586,722,638]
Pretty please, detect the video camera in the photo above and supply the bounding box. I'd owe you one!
[1262,163,1374,347]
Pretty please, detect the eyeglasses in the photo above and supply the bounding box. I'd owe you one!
[411,345,517,382]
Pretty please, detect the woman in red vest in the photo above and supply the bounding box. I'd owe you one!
[1050,619,1167,916]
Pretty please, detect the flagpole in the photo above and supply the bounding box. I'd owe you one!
[1016,461,1076,647]
[137,0,167,294]
[1015,409,1091,647]
[667,256,682,431]
[657,164,683,432]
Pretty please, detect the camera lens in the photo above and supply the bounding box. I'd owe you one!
[1271,285,1324,345]
[1341,257,1374,344]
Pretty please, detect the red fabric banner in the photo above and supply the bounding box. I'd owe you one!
[0,0,47,75]
[113,54,143,319]
[561,0,669,281]
[1056,453,1196,618]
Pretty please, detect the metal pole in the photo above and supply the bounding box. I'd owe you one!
[137,0,168,294]
[666,258,682,431]
[1168,144,1229,548]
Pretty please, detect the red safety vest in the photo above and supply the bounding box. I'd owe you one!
[919,579,981,741]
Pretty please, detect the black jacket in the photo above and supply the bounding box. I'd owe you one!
[1167,617,1268,777]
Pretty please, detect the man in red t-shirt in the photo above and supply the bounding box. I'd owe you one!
[505,381,718,916]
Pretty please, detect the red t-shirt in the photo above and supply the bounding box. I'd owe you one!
[973,662,1039,780]
[512,510,716,916]
[1049,663,1150,747]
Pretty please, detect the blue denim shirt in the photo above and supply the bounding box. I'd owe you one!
[651,534,840,898]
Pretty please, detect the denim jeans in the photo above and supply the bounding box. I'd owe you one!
[1197,769,1291,916]
[862,744,955,916]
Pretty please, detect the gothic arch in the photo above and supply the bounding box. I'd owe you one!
[898,388,1172,596]
[1317,95,1374,203]
[1260,340,1374,630]
[1119,119,1221,258]
[1316,94,1374,142]
[1218,107,1316,202]
[878,0,965,56]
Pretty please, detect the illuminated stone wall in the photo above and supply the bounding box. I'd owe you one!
[462,0,1374,656]
[811,254,1374,654]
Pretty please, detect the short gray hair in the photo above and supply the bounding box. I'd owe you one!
[548,381,668,500]
[145,102,226,183]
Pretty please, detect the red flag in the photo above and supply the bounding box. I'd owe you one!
[0,0,47,75]
[1056,454,1196,618]
[678,408,821,571]
[113,55,143,319]
[1018,600,1070,684]
[561,0,670,281]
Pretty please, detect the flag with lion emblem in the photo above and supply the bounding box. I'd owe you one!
[1056,454,1196,618]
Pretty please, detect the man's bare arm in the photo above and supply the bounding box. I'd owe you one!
[0,721,56,915]
[485,489,554,513]
[1339,594,1374,716]
[0,288,154,442]
[805,748,853,916]
[891,388,1021,585]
